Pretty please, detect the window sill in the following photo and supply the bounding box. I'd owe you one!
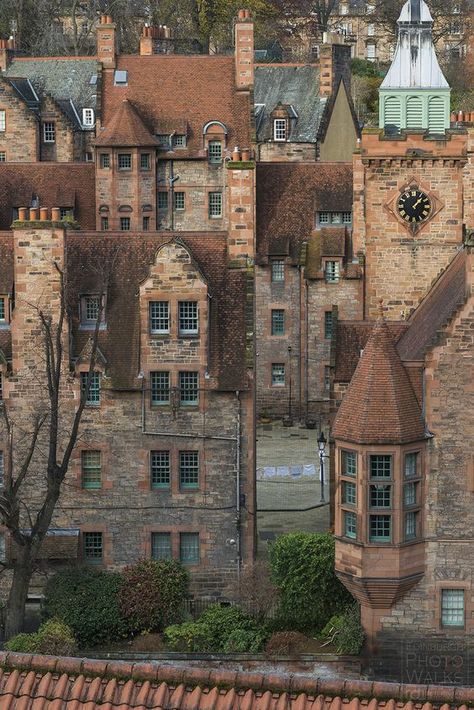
[178,333,199,339]
[79,323,107,331]
[0,323,10,330]
[150,332,171,337]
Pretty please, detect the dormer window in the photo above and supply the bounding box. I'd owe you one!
[0,296,9,325]
[273,118,287,142]
[325,260,340,284]
[80,295,105,328]
[172,134,187,149]
[208,140,222,164]
[82,108,95,127]
[318,211,352,226]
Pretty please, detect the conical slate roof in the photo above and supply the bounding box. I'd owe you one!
[332,310,426,445]
[95,99,158,147]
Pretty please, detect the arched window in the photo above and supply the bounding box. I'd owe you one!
[203,121,227,163]
[428,96,445,133]
[384,96,401,130]
[406,96,423,129]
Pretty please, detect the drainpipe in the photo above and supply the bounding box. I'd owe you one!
[298,264,304,422]
[236,390,241,581]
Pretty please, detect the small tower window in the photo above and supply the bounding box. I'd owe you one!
[384,96,401,131]
[82,108,95,127]
[273,119,287,141]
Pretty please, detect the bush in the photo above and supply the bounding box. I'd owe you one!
[5,618,76,655]
[269,532,353,633]
[164,621,212,652]
[264,631,309,657]
[43,566,130,647]
[319,604,365,655]
[223,627,267,653]
[225,561,278,623]
[119,559,188,634]
[198,604,258,650]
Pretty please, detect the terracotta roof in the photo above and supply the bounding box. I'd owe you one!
[2,653,474,710]
[332,313,426,445]
[305,228,351,279]
[65,233,248,391]
[397,249,468,361]
[334,322,408,383]
[95,99,159,147]
[256,163,353,261]
[0,164,96,230]
[101,56,252,157]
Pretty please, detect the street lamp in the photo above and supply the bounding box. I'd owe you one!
[318,431,327,503]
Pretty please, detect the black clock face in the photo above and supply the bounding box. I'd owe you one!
[397,189,432,224]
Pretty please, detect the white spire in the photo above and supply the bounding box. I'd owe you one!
[381,0,449,90]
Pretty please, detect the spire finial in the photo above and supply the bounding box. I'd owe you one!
[378,299,385,320]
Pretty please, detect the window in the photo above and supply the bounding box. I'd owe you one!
[43,122,55,143]
[0,451,4,487]
[405,452,418,478]
[114,69,128,86]
[81,450,101,489]
[172,134,187,148]
[101,216,109,231]
[120,217,131,231]
[405,511,418,540]
[319,211,330,224]
[325,261,340,283]
[272,363,285,387]
[85,152,93,162]
[0,152,5,162]
[404,482,417,507]
[100,153,110,169]
[150,301,169,334]
[81,295,104,326]
[344,511,357,539]
[208,140,222,164]
[178,301,198,335]
[274,118,287,141]
[342,212,352,224]
[60,208,73,221]
[179,451,199,489]
[271,309,285,336]
[370,484,392,508]
[271,260,284,283]
[441,589,465,627]
[324,366,331,392]
[0,298,6,322]
[367,23,375,36]
[83,532,103,563]
[142,216,150,231]
[366,42,376,61]
[150,371,170,405]
[180,532,199,564]
[81,371,101,406]
[118,153,132,170]
[369,514,391,542]
[157,134,169,148]
[140,153,151,170]
[370,455,392,479]
[151,532,172,559]
[208,192,222,218]
[324,311,333,339]
[0,532,5,563]
[158,192,168,210]
[342,450,357,477]
[174,192,185,210]
[343,481,356,505]
[0,110,5,132]
[151,451,171,489]
[179,372,199,405]
[82,108,95,126]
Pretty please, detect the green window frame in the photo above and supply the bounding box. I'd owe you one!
[208,140,222,163]
[405,511,417,540]
[271,260,285,283]
[343,481,356,505]
[80,371,101,406]
[404,452,418,478]
[343,511,357,539]
[151,532,172,560]
[83,532,103,563]
[370,484,392,508]
[81,450,101,489]
[324,311,333,339]
[157,192,168,210]
[441,589,465,628]
[179,532,199,564]
[342,450,357,477]
[151,450,171,489]
[369,514,391,543]
[370,454,392,479]
[271,309,285,335]
[150,371,170,405]
[179,371,199,405]
[179,451,199,490]
[404,481,417,507]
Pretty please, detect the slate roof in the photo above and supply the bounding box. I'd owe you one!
[256,162,353,261]
[254,65,323,143]
[95,99,159,147]
[4,57,98,128]
[100,56,252,158]
[65,233,248,391]
[332,313,426,445]
[0,164,96,230]
[397,248,468,361]
[2,653,474,709]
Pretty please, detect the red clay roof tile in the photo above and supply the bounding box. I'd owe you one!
[95,99,159,147]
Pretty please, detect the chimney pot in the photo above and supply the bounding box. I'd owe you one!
[18,207,28,221]
[107,15,113,24]
[51,207,61,222]
[232,147,241,161]
[238,9,246,20]
[39,207,49,221]
[29,208,39,221]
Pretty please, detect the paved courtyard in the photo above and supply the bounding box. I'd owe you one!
[256,422,330,556]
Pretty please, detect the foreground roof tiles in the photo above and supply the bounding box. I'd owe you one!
[95,99,159,147]
[2,653,474,710]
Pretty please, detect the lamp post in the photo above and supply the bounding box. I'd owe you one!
[318,431,327,503]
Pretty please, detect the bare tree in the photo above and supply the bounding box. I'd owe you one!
[269,0,339,38]
[0,258,113,640]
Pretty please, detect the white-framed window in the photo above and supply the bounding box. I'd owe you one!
[179,372,199,406]
[340,3,348,14]
[172,134,187,148]
[273,118,287,142]
[174,192,185,210]
[81,371,101,406]
[271,363,285,386]
[156,134,169,148]
[367,23,375,36]
[150,371,170,405]
[81,450,101,489]
[366,42,376,61]
[0,296,7,323]
[318,211,352,226]
[82,108,95,127]
[83,531,103,563]
[81,294,103,325]
[151,532,172,559]
[178,301,198,336]
[325,261,340,283]
[0,110,5,132]
[208,140,222,164]
[208,192,222,218]
[180,532,199,563]
[150,301,170,334]
[179,452,199,489]
[118,153,132,170]
[151,451,171,489]
[441,589,465,627]
[43,122,56,143]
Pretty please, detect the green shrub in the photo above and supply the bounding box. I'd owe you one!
[119,559,188,633]
[5,618,76,655]
[319,604,365,655]
[223,627,267,653]
[269,532,353,633]
[198,604,257,650]
[43,566,130,647]
[164,621,212,652]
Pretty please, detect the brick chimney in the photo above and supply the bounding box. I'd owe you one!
[0,38,15,72]
[97,15,116,68]
[140,25,173,56]
[235,9,254,90]
[319,43,352,99]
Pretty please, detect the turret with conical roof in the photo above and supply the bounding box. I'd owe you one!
[379,0,450,134]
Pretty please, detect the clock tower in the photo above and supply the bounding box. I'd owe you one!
[353,0,467,321]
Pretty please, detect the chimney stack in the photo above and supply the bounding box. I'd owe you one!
[97,15,117,69]
[234,9,254,90]
[319,42,352,99]
[0,37,15,72]
[140,25,173,55]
